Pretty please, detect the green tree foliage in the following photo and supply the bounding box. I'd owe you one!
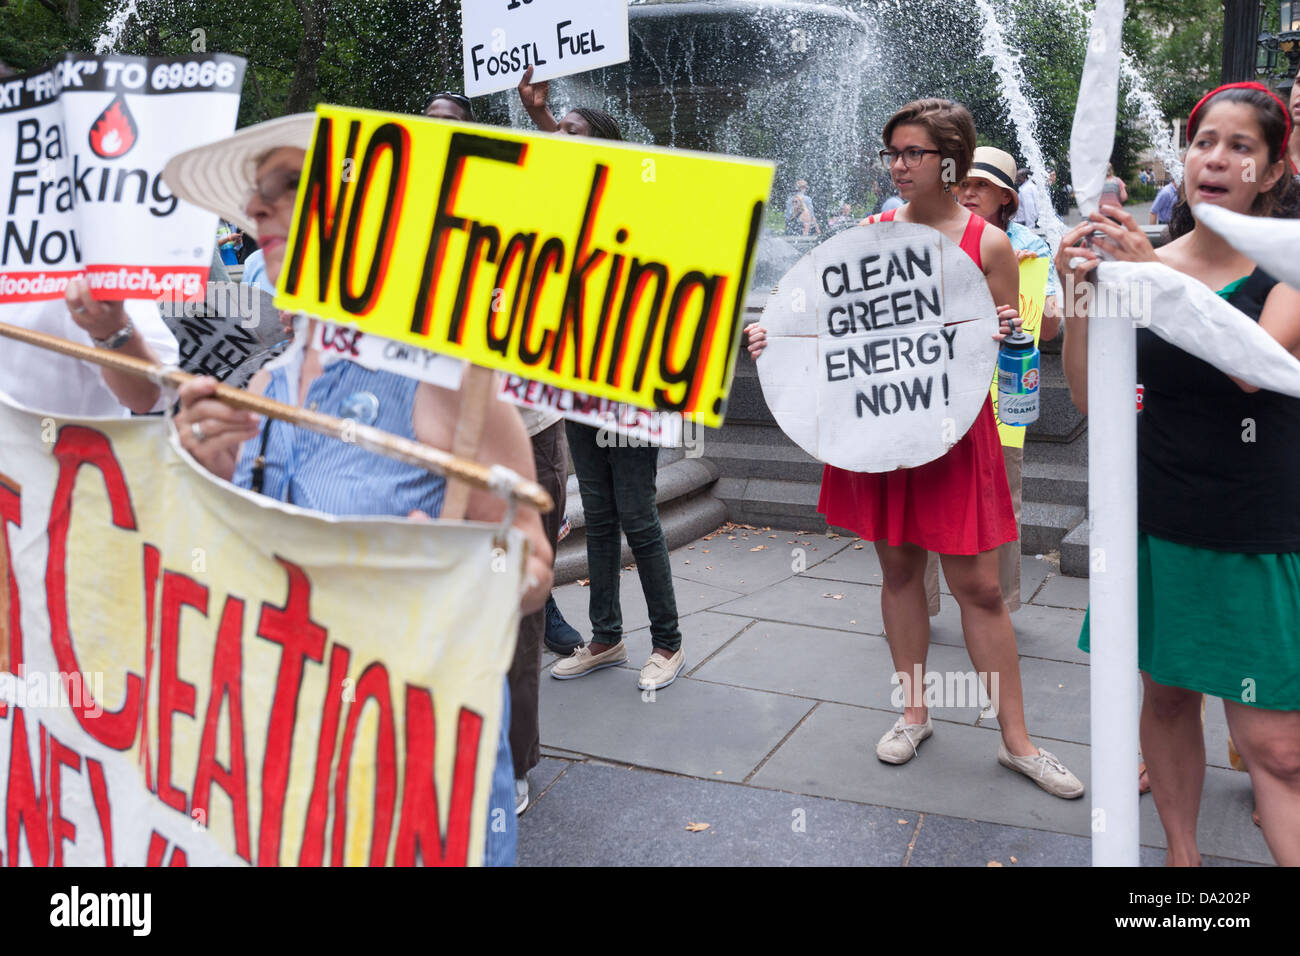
[0,0,468,126]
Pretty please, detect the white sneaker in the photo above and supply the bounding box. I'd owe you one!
[515,776,529,816]
[876,716,933,764]
[997,741,1085,799]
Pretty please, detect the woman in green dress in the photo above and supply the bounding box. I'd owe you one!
[1057,82,1300,866]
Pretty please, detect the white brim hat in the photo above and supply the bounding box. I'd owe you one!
[162,113,317,238]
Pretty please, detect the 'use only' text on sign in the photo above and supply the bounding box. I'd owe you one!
[275,105,774,428]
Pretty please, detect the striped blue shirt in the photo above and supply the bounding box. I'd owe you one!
[1006,221,1062,300]
[232,359,446,518]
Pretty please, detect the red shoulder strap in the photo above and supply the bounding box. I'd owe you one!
[958,212,986,267]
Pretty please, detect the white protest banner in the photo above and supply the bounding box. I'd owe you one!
[498,373,684,447]
[0,392,521,866]
[756,221,998,472]
[311,320,465,390]
[0,53,245,304]
[460,0,630,97]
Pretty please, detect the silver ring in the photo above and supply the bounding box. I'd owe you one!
[190,422,208,443]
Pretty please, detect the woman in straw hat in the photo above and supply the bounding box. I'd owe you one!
[162,114,553,865]
[911,145,1064,619]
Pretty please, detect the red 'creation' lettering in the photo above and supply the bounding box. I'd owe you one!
[45,427,142,750]
[255,557,326,866]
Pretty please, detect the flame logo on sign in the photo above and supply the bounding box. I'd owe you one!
[88,95,139,159]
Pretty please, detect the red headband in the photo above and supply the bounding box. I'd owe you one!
[1186,81,1292,157]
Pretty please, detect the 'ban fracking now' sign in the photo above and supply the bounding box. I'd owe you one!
[757,221,998,472]
[0,53,245,303]
[275,105,773,428]
[460,0,630,97]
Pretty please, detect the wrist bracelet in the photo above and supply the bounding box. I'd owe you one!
[92,317,135,350]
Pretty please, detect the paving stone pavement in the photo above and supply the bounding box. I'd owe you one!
[522,526,1273,867]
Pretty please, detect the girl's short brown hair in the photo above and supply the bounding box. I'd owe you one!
[883,98,976,189]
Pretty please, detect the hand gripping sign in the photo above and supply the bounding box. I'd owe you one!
[756,221,998,472]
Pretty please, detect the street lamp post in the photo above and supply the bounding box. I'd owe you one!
[1225,0,1265,82]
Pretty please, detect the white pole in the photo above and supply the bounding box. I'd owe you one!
[1066,0,1139,868]
[1087,310,1141,867]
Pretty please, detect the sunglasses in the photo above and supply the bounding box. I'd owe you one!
[248,167,301,207]
[427,91,473,116]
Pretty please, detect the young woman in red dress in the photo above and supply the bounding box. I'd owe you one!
[748,99,1082,797]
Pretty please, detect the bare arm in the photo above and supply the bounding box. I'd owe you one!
[980,225,1021,323]
[1054,221,1102,415]
[1232,282,1300,393]
[64,278,166,415]
[1040,296,1062,342]
[517,66,558,133]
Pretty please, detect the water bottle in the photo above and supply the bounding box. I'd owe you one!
[997,330,1040,426]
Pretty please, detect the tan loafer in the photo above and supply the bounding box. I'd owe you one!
[638,649,685,690]
[550,641,627,680]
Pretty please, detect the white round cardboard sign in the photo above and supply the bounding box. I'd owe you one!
[756,220,998,472]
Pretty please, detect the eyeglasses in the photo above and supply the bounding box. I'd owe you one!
[248,167,300,207]
[879,147,942,169]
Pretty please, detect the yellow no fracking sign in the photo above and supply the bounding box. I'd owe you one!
[275,105,774,427]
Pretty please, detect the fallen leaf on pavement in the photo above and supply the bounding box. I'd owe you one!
[577,579,589,586]
[684,560,690,565]
[1010,856,1018,863]
[853,544,864,550]
[822,593,843,600]
[897,819,908,825]
[685,822,710,832]
[749,545,767,552]
[987,861,1003,867]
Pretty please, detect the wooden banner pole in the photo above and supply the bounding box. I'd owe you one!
[440,365,496,521]
[0,321,553,514]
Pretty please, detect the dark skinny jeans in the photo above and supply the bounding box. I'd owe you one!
[566,422,681,653]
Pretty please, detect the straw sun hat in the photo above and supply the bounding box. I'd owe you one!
[162,113,316,238]
[966,146,1020,219]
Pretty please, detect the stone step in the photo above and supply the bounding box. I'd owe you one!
[562,455,715,532]
[1020,500,1086,556]
[556,488,727,584]
[1021,458,1089,508]
[713,475,826,532]
[1060,519,1091,578]
[698,426,825,483]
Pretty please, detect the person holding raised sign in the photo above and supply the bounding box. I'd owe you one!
[515,70,687,693]
[918,145,1064,617]
[748,99,1083,799]
[160,115,554,865]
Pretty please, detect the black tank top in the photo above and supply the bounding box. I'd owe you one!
[1137,268,1300,552]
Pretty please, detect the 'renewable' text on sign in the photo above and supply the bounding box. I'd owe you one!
[274,105,773,428]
